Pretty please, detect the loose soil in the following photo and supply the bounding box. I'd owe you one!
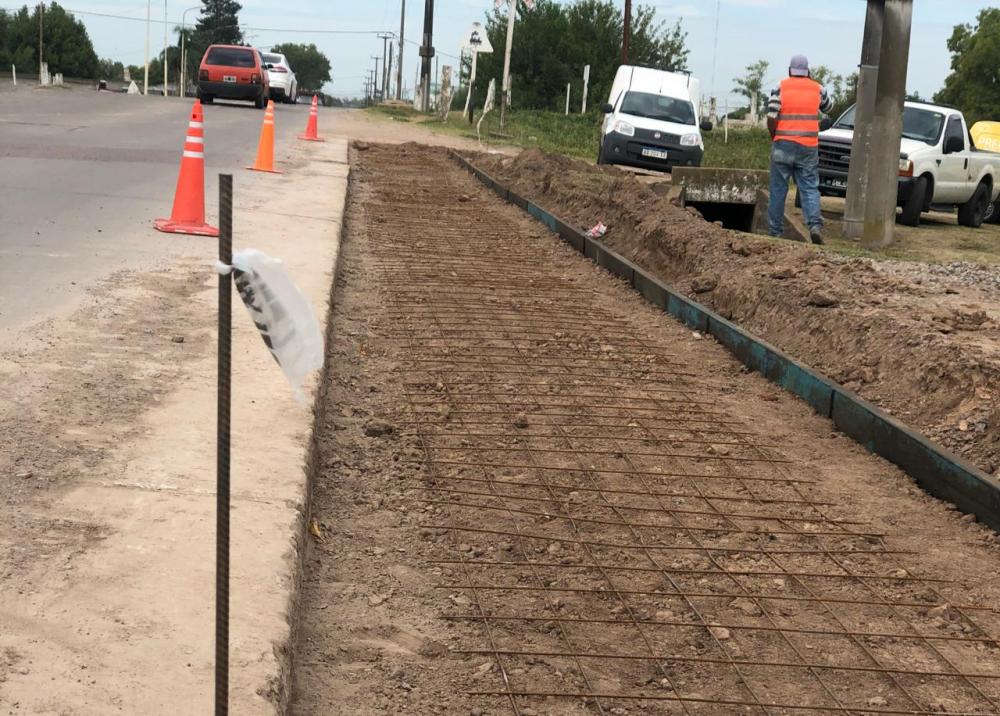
[290,143,1000,716]
[475,149,1000,477]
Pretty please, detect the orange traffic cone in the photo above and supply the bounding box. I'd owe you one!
[248,100,282,174]
[298,95,324,142]
[154,100,218,237]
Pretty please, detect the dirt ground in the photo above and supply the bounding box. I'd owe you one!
[474,149,1000,478]
[290,142,1000,715]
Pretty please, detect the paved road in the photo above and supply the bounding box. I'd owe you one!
[0,88,309,338]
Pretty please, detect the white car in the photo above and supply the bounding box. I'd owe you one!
[263,52,297,104]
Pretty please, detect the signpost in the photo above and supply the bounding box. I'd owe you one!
[461,22,493,123]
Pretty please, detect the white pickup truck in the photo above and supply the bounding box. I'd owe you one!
[818,101,1000,228]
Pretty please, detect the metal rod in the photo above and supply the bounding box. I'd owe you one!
[215,174,233,716]
[466,690,997,716]
[442,613,996,644]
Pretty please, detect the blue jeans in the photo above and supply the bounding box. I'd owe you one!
[768,140,822,236]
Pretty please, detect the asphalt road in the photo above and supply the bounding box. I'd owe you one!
[0,87,309,339]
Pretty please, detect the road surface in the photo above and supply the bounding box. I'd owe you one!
[0,87,307,339]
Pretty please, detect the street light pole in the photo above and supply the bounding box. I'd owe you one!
[180,6,199,99]
[163,0,168,97]
[144,0,151,95]
[38,2,43,79]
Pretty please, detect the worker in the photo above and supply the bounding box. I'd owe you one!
[766,54,833,245]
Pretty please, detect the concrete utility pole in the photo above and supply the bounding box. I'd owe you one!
[622,0,631,65]
[861,0,913,249]
[499,0,515,129]
[843,1,885,240]
[418,0,435,112]
[378,33,392,99]
[144,0,151,95]
[372,56,380,102]
[386,42,394,100]
[396,0,405,100]
[581,64,590,113]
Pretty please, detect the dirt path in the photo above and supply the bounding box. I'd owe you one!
[291,143,1000,716]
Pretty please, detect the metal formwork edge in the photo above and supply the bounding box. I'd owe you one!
[448,150,1000,531]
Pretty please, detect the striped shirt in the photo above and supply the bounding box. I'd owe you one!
[767,85,833,119]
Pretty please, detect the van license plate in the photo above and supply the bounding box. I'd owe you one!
[641,147,668,160]
[223,75,236,83]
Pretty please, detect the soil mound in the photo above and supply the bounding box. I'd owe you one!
[476,149,1000,475]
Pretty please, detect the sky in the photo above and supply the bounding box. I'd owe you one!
[20,0,991,102]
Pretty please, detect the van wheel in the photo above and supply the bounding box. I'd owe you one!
[958,182,990,228]
[898,176,927,227]
[254,93,265,109]
[201,94,213,105]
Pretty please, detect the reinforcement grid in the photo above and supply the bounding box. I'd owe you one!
[361,145,1000,716]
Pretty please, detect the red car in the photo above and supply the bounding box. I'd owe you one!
[197,44,271,109]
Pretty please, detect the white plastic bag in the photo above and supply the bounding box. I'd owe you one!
[229,249,324,401]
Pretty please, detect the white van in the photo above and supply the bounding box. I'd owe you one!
[598,65,711,172]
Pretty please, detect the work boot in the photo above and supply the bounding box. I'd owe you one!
[809,227,824,245]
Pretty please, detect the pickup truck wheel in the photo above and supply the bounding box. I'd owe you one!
[898,176,927,227]
[958,182,990,228]
[985,200,1000,224]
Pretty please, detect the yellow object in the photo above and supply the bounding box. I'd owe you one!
[971,121,1000,152]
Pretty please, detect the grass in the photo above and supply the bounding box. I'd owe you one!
[703,127,771,170]
[369,104,771,168]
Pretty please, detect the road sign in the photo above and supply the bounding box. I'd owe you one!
[461,22,493,53]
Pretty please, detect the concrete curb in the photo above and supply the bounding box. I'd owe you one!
[276,162,352,714]
[450,150,1000,531]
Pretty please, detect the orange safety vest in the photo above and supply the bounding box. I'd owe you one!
[774,76,822,147]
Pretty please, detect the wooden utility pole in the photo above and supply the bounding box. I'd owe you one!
[396,0,405,100]
[419,0,434,112]
[622,0,631,65]
[499,0,515,130]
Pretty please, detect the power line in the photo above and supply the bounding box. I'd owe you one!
[1,5,392,35]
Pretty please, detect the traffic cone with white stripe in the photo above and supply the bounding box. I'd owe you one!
[154,100,218,237]
[248,100,282,173]
[298,95,324,142]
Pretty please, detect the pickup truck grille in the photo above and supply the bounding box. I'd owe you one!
[819,139,853,174]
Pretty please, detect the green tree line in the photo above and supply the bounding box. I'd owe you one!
[0,3,99,78]
[467,0,688,112]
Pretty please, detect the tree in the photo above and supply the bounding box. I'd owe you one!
[0,3,98,77]
[733,59,769,121]
[97,57,124,81]
[270,42,331,93]
[934,8,1000,124]
[188,0,242,76]
[471,0,689,112]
